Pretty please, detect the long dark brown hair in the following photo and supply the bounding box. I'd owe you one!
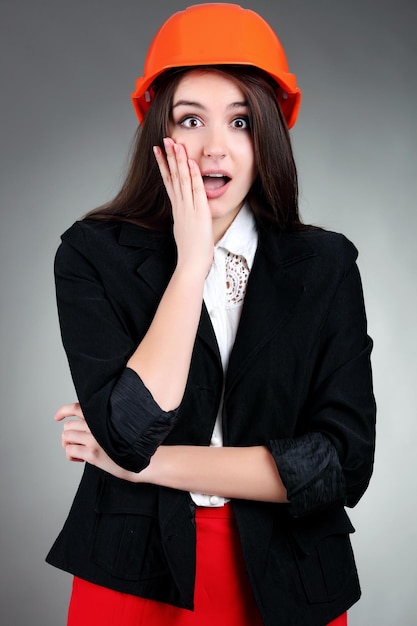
[85,66,303,232]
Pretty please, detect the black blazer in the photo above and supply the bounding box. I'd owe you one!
[46,219,376,626]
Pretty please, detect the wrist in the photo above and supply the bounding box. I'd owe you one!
[173,261,210,285]
[132,456,158,484]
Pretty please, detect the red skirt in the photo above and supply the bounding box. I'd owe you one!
[67,504,347,626]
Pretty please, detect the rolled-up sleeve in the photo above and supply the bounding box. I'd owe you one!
[109,368,178,468]
[268,432,346,517]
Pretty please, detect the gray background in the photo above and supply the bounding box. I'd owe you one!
[1,1,416,624]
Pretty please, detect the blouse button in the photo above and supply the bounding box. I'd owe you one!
[209,495,221,506]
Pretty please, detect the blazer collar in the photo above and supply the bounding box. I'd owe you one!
[259,225,316,268]
[117,221,316,375]
[118,221,173,250]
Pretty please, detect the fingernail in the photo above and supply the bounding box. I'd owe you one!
[153,146,161,157]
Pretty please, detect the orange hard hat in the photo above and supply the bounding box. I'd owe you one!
[131,3,301,128]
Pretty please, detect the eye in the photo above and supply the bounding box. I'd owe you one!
[231,116,250,130]
[179,116,203,129]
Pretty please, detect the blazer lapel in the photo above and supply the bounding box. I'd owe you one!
[119,222,176,296]
[226,228,316,392]
[197,304,222,362]
[119,222,220,361]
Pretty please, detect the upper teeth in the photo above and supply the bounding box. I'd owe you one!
[205,174,224,177]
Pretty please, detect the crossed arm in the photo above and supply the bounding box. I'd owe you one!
[56,403,288,504]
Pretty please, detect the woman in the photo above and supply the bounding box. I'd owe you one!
[47,4,376,626]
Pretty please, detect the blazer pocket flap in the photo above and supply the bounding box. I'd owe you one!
[92,478,169,581]
[95,477,158,516]
[289,508,355,555]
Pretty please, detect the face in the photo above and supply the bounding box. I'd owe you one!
[168,70,256,239]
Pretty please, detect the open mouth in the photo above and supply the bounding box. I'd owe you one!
[202,173,231,191]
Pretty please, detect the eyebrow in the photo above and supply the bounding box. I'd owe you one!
[172,100,248,110]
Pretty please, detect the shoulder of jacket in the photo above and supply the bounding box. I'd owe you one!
[60,219,170,251]
[291,227,359,271]
[54,221,126,276]
[60,219,121,248]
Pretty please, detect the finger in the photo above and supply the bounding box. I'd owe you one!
[54,402,84,422]
[163,137,182,199]
[64,439,101,465]
[62,427,89,445]
[172,141,195,207]
[153,145,176,203]
[188,159,208,211]
[63,419,91,433]
[164,138,194,208]
[64,444,88,463]
[62,428,95,454]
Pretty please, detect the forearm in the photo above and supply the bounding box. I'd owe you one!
[59,410,287,502]
[127,267,206,411]
[138,445,289,503]
[127,140,213,413]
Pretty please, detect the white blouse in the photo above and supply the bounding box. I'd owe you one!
[191,203,258,507]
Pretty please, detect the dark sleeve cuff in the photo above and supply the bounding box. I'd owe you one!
[109,368,179,471]
[267,432,346,517]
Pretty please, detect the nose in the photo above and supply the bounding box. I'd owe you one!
[203,126,227,158]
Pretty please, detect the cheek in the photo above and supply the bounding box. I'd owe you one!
[167,123,183,143]
[168,130,196,156]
